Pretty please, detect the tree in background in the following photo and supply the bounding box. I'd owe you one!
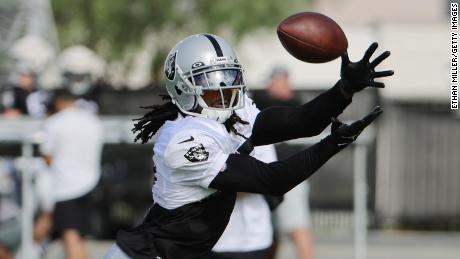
[51,0,308,86]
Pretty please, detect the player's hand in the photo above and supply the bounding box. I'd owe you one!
[340,42,394,94]
[330,106,383,147]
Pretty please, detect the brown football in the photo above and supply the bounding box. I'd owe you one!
[277,12,348,63]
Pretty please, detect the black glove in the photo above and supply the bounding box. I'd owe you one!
[340,42,394,94]
[330,106,383,147]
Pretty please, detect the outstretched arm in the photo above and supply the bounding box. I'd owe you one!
[211,107,382,195]
[251,80,351,146]
[251,42,393,146]
[212,135,341,196]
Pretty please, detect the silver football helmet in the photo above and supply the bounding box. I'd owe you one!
[164,34,246,123]
[57,45,106,96]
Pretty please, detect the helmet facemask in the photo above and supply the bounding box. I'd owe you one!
[62,71,93,96]
[174,61,246,123]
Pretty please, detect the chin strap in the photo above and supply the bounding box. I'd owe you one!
[200,108,232,123]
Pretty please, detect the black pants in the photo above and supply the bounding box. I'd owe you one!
[52,192,91,238]
[116,191,237,259]
[207,248,269,259]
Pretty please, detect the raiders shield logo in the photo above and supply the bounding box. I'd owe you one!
[165,52,177,80]
[191,61,205,69]
[184,144,209,162]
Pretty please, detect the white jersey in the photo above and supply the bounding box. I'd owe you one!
[213,144,277,252]
[40,107,103,202]
[152,94,259,209]
[26,90,49,118]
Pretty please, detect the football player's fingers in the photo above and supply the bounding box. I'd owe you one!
[341,135,358,141]
[341,52,350,64]
[331,117,342,131]
[369,81,385,88]
[372,70,394,78]
[370,51,391,68]
[363,42,378,61]
[347,120,366,133]
[360,106,383,127]
[348,107,382,132]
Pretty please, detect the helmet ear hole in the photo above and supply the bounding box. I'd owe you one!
[174,85,182,95]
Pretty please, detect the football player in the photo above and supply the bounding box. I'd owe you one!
[105,34,393,259]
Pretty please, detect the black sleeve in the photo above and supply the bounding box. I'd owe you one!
[251,81,352,146]
[209,136,342,196]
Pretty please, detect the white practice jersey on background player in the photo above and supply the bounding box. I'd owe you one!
[40,107,103,202]
[212,144,277,252]
[152,94,259,209]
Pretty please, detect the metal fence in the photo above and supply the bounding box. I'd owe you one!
[376,103,460,226]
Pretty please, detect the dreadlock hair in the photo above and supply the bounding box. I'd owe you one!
[133,95,179,144]
[223,112,250,140]
[133,95,250,144]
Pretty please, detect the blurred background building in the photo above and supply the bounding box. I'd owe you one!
[0,0,459,259]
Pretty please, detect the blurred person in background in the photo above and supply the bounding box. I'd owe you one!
[40,88,103,259]
[56,45,106,114]
[0,158,55,259]
[1,63,37,117]
[209,144,277,259]
[0,160,21,259]
[252,67,314,259]
[0,36,57,259]
[1,36,55,118]
[276,184,313,259]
